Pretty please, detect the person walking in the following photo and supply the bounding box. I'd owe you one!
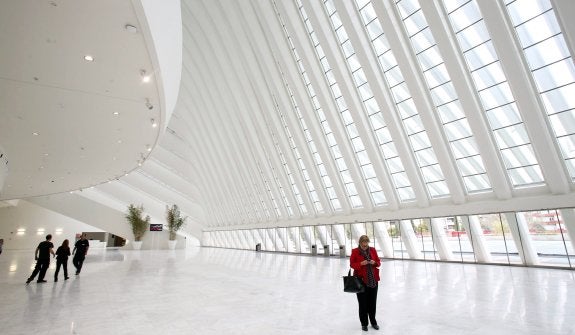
[54,239,71,282]
[72,233,89,275]
[26,234,55,284]
[350,235,381,331]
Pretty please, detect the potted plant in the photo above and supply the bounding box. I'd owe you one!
[166,204,187,249]
[125,204,150,250]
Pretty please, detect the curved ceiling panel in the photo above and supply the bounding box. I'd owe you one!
[0,0,162,199]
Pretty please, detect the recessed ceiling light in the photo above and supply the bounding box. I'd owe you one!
[84,55,94,62]
[140,69,151,83]
[113,111,119,115]
[151,118,157,128]
[32,132,39,136]
[145,99,153,110]
[125,24,138,34]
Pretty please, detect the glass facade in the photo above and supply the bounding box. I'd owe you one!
[204,206,575,269]
[193,0,575,271]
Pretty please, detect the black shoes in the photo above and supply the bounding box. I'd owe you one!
[25,278,48,284]
[65,277,69,280]
[362,324,379,331]
[54,278,58,282]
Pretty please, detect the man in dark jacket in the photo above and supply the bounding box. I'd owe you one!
[72,233,90,275]
[26,234,55,284]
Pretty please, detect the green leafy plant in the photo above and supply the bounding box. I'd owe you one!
[166,204,187,240]
[125,204,150,242]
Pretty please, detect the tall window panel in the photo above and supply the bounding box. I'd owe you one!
[441,0,544,188]
[395,0,490,194]
[274,0,342,211]
[504,0,575,181]
[390,1,449,198]
[322,0,387,206]
[277,63,326,213]
[254,179,271,221]
[271,97,311,215]
[269,121,307,215]
[277,98,323,213]
[257,162,281,218]
[240,188,256,223]
[354,0,416,202]
[248,188,263,222]
[296,0,363,208]
[270,157,293,217]
[381,1,447,198]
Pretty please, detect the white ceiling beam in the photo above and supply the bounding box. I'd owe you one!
[303,0,375,211]
[419,0,512,200]
[477,0,571,194]
[274,0,352,215]
[252,0,333,216]
[203,2,302,222]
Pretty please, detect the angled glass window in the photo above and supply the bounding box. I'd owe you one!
[354,1,426,201]
[263,147,293,217]
[257,161,281,218]
[270,100,308,216]
[274,1,342,211]
[504,0,575,181]
[323,0,390,206]
[282,87,324,214]
[397,0,490,194]
[296,0,364,208]
[442,0,543,187]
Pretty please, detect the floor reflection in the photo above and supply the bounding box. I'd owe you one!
[0,247,574,335]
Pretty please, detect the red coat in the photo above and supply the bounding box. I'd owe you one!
[350,247,381,285]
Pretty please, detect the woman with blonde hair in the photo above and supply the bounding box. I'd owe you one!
[350,235,381,331]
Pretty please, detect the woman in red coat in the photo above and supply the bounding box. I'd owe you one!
[350,235,381,331]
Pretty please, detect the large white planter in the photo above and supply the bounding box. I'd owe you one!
[132,241,143,250]
[168,240,177,250]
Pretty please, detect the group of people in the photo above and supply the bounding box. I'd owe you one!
[23,233,378,330]
[26,233,90,284]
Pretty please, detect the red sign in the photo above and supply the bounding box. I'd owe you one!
[149,224,163,231]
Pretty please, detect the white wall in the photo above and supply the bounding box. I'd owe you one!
[0,145,7,194]
[0,195,200,250]
[0,200,104,250]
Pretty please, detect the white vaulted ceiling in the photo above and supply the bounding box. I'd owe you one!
[1,0,575,241]
[0,0,163,198]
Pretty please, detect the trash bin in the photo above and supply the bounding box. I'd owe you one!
[255,243,261,252]
[323,245,330,256]
[311,244,317,255]
[339,245,346,258]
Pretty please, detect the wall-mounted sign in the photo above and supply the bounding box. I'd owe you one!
[150,224,163,231]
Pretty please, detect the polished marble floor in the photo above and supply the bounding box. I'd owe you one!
[0,247,574,335]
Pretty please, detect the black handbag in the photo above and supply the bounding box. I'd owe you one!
[343,269,364,293]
